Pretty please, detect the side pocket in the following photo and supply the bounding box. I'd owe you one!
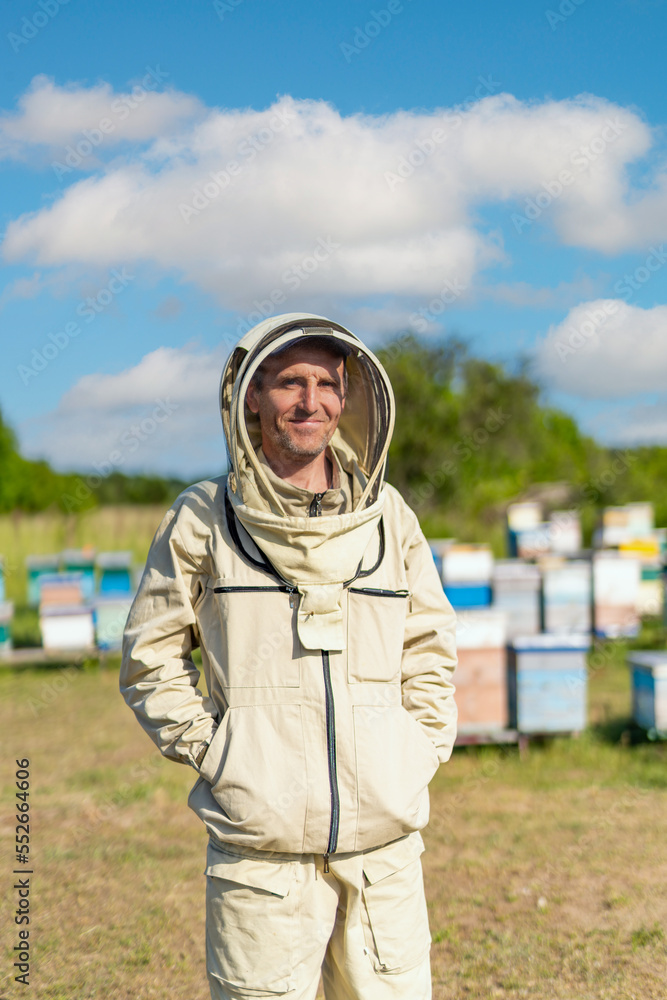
[205,843,298,993]
[361,843,431,974]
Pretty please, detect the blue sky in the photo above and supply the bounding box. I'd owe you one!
[1,0,667,477]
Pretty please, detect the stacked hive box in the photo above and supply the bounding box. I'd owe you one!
[514,524,552,560]
[442,544,494,609]
[62,548,96,601]
[541,558,592,634]
[454,609,508,734]
[547,510,582,555]
[593,553,641,638]
[508,633,589,734]
[38,572,95,651]
[619,539,663,618]
[627,651,667,734]
[97,552,134,595]
[94,595,134,650]
[506,501,543,558]
[600,502,654,547]
[26,555,60,606]
[492,560,541,639]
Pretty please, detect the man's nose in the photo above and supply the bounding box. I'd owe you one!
[299,382,319,412]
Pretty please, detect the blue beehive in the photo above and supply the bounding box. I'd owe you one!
[508,633,590,734]
[444,583,492,609]
[97,552,133,595]
[627,651,667,734]
[441,544,493,610]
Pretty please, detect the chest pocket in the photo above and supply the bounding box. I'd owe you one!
[347,587,410,683]
[212,579,302,688]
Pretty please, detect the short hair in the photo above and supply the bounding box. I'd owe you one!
[250,336,350,392]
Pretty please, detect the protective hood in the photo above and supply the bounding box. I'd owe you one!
[219,313,396,651]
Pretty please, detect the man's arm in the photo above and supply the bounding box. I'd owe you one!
[400,502,458,763]
[120,503,218,770]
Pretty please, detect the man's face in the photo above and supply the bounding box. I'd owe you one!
[246,345,346,461]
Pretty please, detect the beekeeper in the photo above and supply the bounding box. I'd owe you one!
[120,313,457,1000]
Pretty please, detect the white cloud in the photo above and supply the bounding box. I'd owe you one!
[19,345,229,476]
[2,82,667,313]
[535,299,667,398]
[0,74,203,162]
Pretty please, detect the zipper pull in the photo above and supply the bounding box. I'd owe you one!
[323,853,330,873]
[288,587,296,609]
[309,492,325,517]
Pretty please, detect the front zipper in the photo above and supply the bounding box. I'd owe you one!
[213,584,297,607]
[322,650,340,873]
[348,586,412,611]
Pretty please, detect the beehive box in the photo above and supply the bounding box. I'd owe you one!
[506,501,542,557]
[61,548,96,601]
[454,610,508,733]
[515,524,552,560]
[541,558,592,634]
[601,502,654,547]
[39,572,84,607]
[508,633,589,734]
[94,595,134,650]
[442,544,494,609]
[548,511,582,555]
[0,601,14,656]
[492,560,541,639]
[40,605,95,651]
[593,554,641,637]
[626,651,667,733]
[26,555,60,606]
[97,552,133,595]
[637,566,663,617]
[444,582,492,609]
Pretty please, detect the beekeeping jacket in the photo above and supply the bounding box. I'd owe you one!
[120,313,457,858]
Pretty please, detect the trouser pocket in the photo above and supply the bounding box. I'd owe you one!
[361,840,431,974]
[205,845,299,994]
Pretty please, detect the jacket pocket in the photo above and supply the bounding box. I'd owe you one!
[347,588,409,683]
[211,578,301,688]
[205,840,299,993]
[361,833,431,974]
[353,704,439,850]
[200,703,310,852]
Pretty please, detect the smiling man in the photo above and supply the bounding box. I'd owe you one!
[120,313,458,1000]
[245,337,349,503]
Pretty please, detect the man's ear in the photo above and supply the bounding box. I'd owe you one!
[246,380,260,414]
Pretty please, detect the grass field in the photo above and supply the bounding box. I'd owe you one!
[1,641,666,999]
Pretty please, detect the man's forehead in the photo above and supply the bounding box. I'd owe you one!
[263,344,345,375]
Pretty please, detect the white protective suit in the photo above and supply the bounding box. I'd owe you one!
[120,313,458,999]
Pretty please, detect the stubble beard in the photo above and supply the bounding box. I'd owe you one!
[274,422,332,459]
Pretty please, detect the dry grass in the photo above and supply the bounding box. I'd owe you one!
[0,649,665,998]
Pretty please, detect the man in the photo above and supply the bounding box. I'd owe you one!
[120,312,457,999]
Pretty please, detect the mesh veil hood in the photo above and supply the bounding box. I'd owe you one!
[220,312,395,515]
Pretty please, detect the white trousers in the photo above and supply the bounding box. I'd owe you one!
[205,833,432,999]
